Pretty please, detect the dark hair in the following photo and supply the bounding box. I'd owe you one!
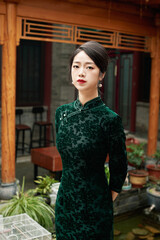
[70,41,109,74]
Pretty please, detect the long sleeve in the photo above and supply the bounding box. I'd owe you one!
[108,115,128,193]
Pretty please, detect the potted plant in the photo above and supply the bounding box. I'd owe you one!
[34,175,58,203]
[127,143,148,188]
[127,142,145,168]
[145,181,160,213]
[146,149,160,183]
[122,173,132,191]
[0,177,55,233]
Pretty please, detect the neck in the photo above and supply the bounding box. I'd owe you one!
[78,90,99,106]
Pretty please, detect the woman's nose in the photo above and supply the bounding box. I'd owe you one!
[78,67,85,76]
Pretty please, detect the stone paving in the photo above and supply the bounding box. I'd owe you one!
[0,155,50,192]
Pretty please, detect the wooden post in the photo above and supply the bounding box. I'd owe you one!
[1,3,17,183]
[147,29,160,156]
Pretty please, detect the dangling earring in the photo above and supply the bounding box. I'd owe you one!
[98,81,102,88]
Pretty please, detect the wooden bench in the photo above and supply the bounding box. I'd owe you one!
[31,146,62,180]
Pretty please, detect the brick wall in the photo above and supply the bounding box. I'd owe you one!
[50,42,76,140]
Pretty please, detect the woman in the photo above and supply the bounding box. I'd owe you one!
[55,41,127,240]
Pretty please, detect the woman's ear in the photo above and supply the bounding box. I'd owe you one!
[99,72,105,81]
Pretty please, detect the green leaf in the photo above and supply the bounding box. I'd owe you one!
[0,177,55,233]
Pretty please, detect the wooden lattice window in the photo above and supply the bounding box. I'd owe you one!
[17,17,151,52]
[117,33,150,51]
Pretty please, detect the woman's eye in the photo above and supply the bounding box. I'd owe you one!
[87,66,94,69]
[72,65,79,68]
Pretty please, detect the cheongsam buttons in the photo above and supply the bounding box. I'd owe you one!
[59,111,68,124]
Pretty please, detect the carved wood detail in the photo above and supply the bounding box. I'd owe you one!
[16,17,151,52]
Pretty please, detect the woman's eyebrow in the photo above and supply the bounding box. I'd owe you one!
[73,61,94,64]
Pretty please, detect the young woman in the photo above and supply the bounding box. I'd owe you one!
[55,41,127,240]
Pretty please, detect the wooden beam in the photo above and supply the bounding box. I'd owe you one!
[20,0,155,17]
[0,2,6,14]
[3,0,21,3]
[1,3,16,183]
[119,0,160,5]
[17,4,156,36]
[142,0,160,5]
[147,30,160,155]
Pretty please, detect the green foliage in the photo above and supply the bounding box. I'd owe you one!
[52,233,56,239]
[153,149,160,165]
[0,177,55,233]
[34,175,58,196]
[127,143,146,169]
[104,165,110,184]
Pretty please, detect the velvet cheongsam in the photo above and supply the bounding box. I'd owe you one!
[55,96,127,240]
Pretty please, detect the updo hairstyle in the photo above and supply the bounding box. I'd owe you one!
[69,41,109,75]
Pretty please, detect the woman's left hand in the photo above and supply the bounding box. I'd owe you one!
[111,191,118,201]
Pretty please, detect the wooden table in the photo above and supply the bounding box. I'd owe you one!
[31,146,62,180]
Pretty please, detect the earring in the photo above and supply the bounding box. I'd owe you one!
[98,82,102,88]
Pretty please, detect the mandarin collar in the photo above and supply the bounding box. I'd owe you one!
[74,96,104,110]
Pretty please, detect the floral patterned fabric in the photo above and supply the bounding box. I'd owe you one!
[55,96,127,240]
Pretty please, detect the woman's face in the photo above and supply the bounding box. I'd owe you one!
[71,51,104,93]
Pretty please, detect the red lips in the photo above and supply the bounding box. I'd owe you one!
[77,79,86,83]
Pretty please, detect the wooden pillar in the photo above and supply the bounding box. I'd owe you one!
[1,2,17,183]
[147,28,160,156]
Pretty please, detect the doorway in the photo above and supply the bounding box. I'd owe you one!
[103,51,139,132]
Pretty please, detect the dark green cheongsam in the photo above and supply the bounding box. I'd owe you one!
[55,96,127,240]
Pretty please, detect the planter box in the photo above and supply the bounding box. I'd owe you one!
[114,188,148,216]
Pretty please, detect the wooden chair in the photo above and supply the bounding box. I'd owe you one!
[31,106,55,148]
[16,109,32,159]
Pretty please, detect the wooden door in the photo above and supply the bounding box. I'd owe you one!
[119,53,133,129]
[103,55,117,111]
[103,51,136,131]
